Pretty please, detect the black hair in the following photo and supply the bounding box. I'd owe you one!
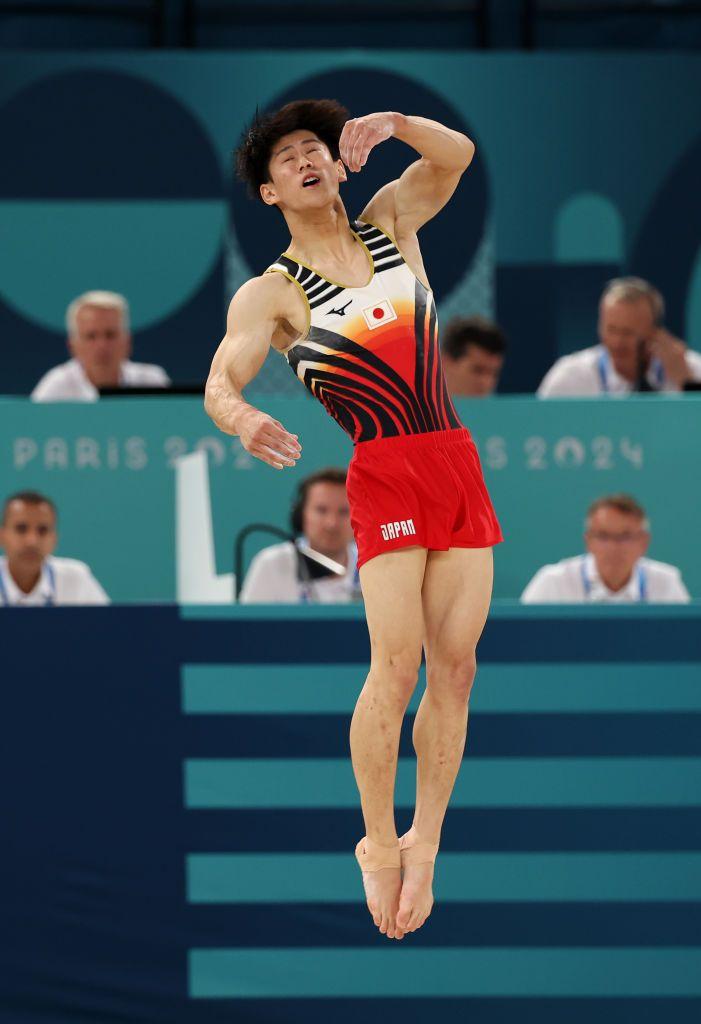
[235,99,350,201]
[290,467,347,535]
[2,490,57,525]
[441,316,507,360]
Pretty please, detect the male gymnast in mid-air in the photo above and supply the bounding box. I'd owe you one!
[205,100,502,940]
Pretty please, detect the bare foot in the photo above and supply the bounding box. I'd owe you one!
[396,826,437,934]
[355,838,404,940]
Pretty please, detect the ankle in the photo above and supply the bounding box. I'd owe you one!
[366,830,399,848]
[407,823,441,845]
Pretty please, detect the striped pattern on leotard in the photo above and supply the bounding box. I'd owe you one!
[265,220,462,444]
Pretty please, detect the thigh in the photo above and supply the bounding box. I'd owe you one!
[422,546,494,657]
[360,547,428,664]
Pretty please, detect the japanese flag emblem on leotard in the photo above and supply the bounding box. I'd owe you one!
[362,299,397,330]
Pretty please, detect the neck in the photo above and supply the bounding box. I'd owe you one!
[7,562,42,595]
[82,364,122,389]
[285,199,353,263]
[598,565,635,593]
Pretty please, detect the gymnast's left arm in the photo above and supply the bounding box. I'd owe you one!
[340,112,475,233]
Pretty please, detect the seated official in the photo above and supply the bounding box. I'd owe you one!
[538,277,701,397]
[240,468,359,604]
[521,493,690,604]
[0,491,109,606]
[440,315,507,397]
[31,291,170,402]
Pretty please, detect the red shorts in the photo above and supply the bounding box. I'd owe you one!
[347,427,503,570]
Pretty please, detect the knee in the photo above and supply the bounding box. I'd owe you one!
[369,646,421,709]
[426,649,477,705]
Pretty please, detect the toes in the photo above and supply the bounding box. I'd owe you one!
[396,904,412,931]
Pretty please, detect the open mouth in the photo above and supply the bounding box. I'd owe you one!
[302,176,320,188]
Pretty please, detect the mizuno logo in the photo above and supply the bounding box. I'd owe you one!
[380,519,416,541]
[329,300,352,317]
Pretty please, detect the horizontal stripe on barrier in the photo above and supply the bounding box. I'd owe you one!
[188,948,701,998]
[177,996,701,1024]
[186,852,701,904]
[182,712,701,758]
[182,663,701,714]
[183,757,701,809]
[180,617,701,663]
[185,807,701,852]
[182,663,701,712]
[185,902,701,948]
[180,603,701,621]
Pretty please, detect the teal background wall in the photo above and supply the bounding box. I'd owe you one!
[2,395,699,602]
[2,53,701,394]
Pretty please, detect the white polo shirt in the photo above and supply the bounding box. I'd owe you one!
[0,556,110,606]
[521,554,690,604]
[537,344,701,397]
[240,541,360,604]
[31,358,171,402]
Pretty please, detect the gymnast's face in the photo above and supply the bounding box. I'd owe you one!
[301,482,352,559]
[598,298,656,381]
[260,130,347,212]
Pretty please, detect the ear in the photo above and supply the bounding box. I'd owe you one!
[67,335,76,358]
[260,181,279,207]
[336,160,347,184]
[124,332,133,359]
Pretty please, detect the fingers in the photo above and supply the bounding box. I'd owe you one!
[340,120,370,173]
[251,444,297,470]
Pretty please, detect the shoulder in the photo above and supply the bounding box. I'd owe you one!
[31,360,79,399]
[535,556,582,583]
[49,556,95,579]
[248,542,297,569]
[685,348,701,376]
[640,557,690,601]
[229,273,298,321]
[123,361,170,385]
[521,556,582,602]
[49,557,109,604]
[640,557,684,581]
[538,347,601,397]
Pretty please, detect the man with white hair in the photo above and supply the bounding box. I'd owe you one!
[521,494,690,604]
[31,291,170,401]
[538,277,701,396]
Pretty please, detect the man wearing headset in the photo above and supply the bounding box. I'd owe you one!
[0,491,109,606]
[240,467,360,603]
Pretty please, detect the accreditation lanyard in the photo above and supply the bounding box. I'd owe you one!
[0,563,56,607]
[580,559,647,603]
[597,349,664,393]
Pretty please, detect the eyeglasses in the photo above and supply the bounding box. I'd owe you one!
[586,531,646,544]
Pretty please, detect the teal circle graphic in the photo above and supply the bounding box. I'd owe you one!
[0,69,226,333]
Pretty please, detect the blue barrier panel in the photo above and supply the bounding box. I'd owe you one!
[1,605,700,1023]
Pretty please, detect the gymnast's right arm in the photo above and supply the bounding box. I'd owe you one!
[204,277,302,470]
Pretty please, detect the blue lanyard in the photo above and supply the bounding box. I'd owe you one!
[597,349,664,393]
[580,559,647,602]
[0,563,56,606]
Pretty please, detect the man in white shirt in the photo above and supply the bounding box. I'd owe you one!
[0,491,109,606]
[240,467,359,603]
[521,493,690,604]
[31,291,170,402]
[538,277,701,397]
